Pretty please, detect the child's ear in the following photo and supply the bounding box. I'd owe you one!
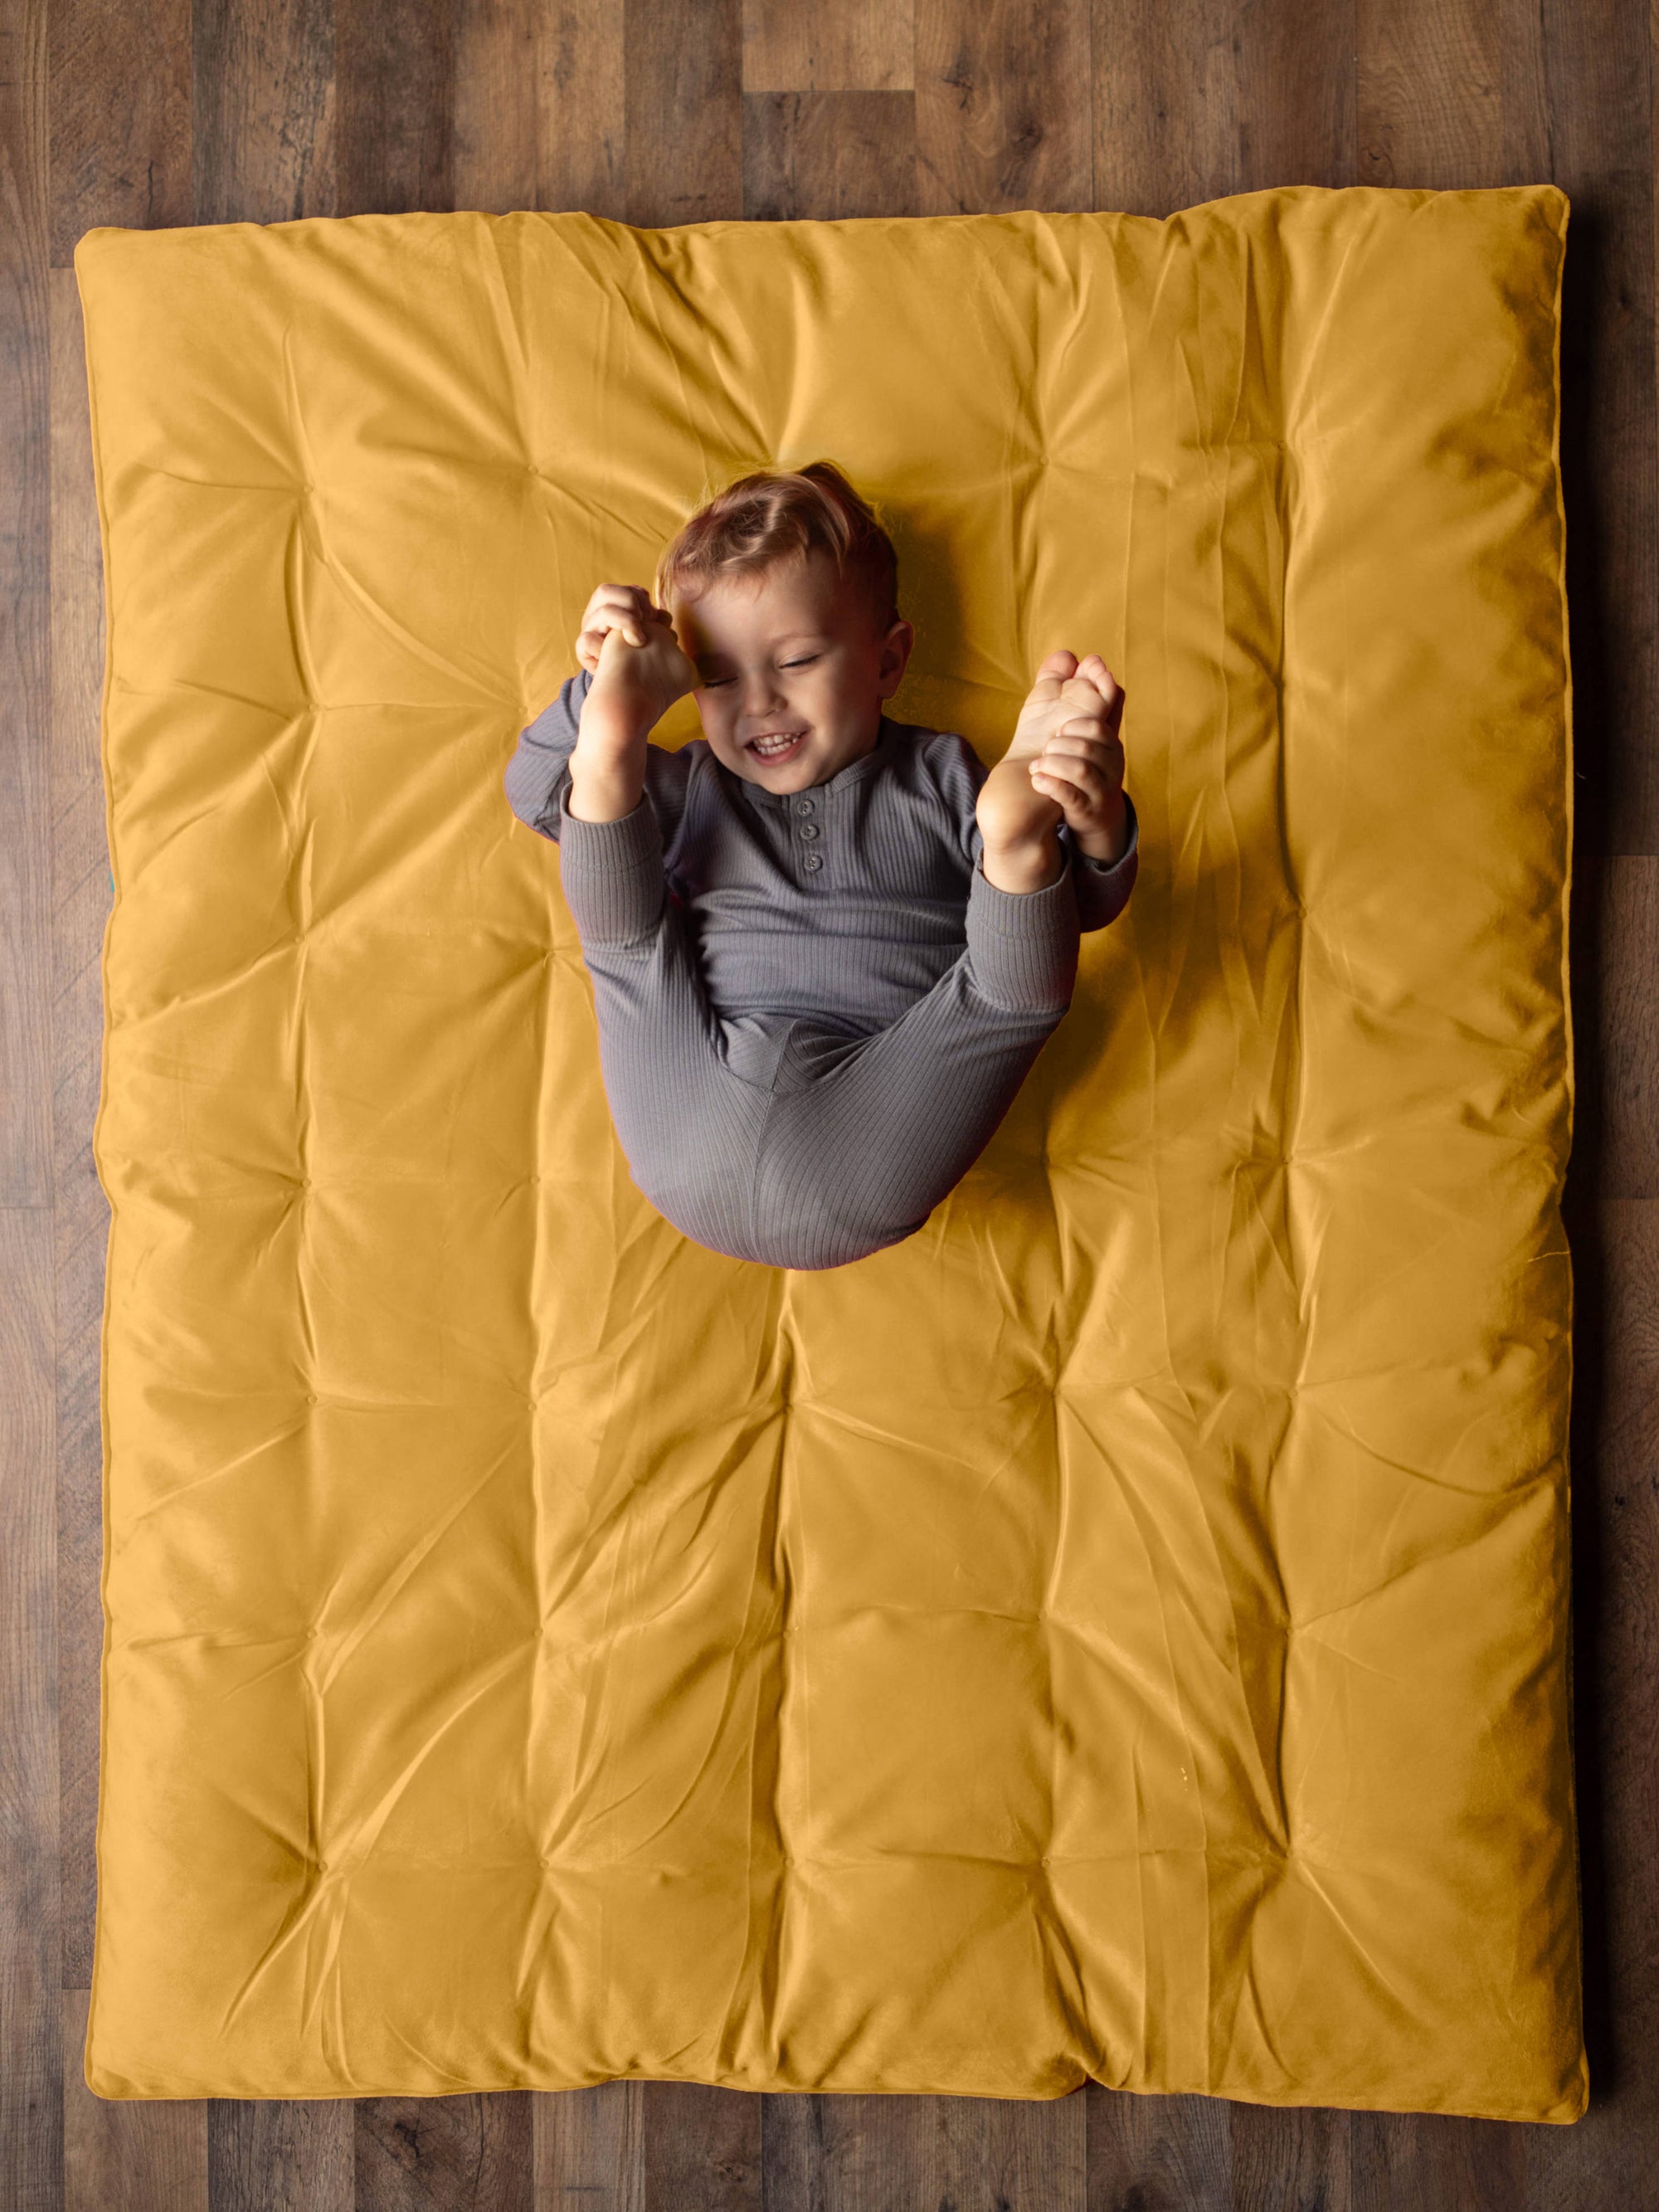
[878,617,915,695]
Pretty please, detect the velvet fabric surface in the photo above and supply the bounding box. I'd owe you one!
[74,186,1584,2119]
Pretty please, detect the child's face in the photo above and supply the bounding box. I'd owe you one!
[674,549,913,792]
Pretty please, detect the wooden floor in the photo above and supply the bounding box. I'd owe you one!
[3,0,1656,2205]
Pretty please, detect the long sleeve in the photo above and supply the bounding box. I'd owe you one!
[1063,793,1139,932]
[925,729,1140,935]
[503,664,695,856]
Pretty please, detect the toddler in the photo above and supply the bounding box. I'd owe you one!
[504,462,1138,1270]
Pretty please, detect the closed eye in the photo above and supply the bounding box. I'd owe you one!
[698,655,820,687]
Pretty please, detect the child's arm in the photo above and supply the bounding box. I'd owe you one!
[567,585,699,822]
[1063,792,1139,932]
[504,586,698,849]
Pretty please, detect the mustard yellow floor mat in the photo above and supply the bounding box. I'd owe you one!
[75,187,1585,2119]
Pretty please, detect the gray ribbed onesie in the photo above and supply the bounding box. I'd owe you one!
[504,666,1140,1269]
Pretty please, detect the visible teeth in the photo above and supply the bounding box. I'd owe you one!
[752,734,801,755]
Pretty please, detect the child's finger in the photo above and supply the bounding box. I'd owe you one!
[587,585,656,647]
[1044,732,1123,778]
[1035,755,1103,796]
[1029,763,1088,808]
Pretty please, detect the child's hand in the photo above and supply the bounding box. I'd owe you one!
[576,583,699,737]
[1009,650,1129,863]
[576,583,663,668]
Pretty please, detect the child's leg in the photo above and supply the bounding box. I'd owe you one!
[743,859,1084,1269]
[557,801,771,1259]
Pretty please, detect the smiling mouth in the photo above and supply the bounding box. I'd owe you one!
[747,731,808,763]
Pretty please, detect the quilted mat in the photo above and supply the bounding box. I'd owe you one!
[75,186,1585,2118]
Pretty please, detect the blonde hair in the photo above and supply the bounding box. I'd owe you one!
[654,460,900,632]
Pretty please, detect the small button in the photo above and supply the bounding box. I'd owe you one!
[795,799,815,816]
[799,823,820,840]
[802,853,823,872]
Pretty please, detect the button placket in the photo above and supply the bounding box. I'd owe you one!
[794,793,823,876]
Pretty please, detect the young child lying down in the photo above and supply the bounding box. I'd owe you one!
[504,461,1139,1270]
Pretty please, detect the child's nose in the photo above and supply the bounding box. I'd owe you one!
[742,670,788,715]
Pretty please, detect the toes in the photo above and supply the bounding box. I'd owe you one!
[1037,649,1079,681]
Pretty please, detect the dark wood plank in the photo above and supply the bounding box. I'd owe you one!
[61,1988,207,2211]
[1517,1195,1659,2198]
[208,2100,354,2212]
[766,2092,1083,2212]
[936,2088,1086,2210]
[915,0,1092,216]
[640,2083,761,2212]
[335,0,455,216]
[1090,0,1249,217]
[1355,0,1557,193]
[355,2093,535,2210]
[764,2095,926,2210]
[2,0,51,1206]
[1228,2104,1369,2211]
[535,2082,644,2210]
[1,1210,59,2212]
[455,0,625,218]
[741,0,912,93]
[624,0,742,227]
[2,5,58,2199]
[192,0,336,225]
[1355,0,1507,188]
[46,0,192,266]
[1598,857,1659,1201]
[1540,0,1658,860]
[1092,0,1356,217]
[454,0,539,216]
[49,263,106,1995]
[1083,2088,1230,2211]
[742,90,917,219]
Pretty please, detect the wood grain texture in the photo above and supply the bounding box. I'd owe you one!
[743,91,917,218]
[193,0,337,224]
[1599,859,1659,1201]
[49,266,107,1996]
[9,1,1658,2205]
[624,0,742,227]
[336,0,455,215]
[354,2093,534,2210]
[917,0,1092,215]
[1084,2088,1231,2210]
[1092,0,1356,216]
[46,0,192,266]
[1,12,58,2202]
[1540,0,1659,860]
[640,2083,760,2212]
[763,2090,1086,2211]
[535,2082,644,2210]
[455,0,625,218]
[207,2101,354,2212]
[1523,1194,1659,2189]
[0,1210,59,2212]
[61,1988,208,2212]
[741,0,913,93]
[1,0,51,1206]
